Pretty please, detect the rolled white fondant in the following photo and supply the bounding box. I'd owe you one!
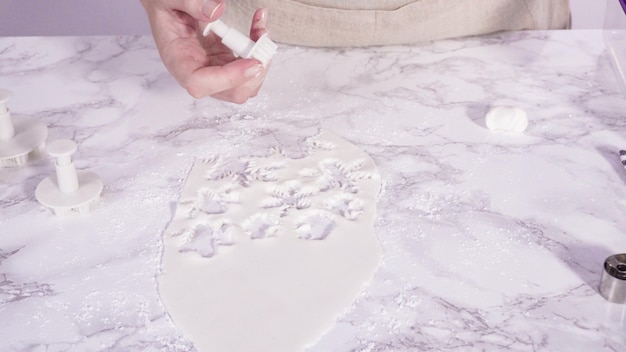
[159,130,382,352]
[485,106,529,133]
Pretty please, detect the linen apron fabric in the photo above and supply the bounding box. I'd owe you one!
[221,0,571,47]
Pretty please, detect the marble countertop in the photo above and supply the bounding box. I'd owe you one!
[1,29,626,351]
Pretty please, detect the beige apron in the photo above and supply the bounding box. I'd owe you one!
[222,0,571,47]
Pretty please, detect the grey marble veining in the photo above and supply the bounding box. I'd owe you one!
[1,30,626,351]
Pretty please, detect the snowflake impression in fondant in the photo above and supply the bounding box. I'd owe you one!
[166,131,379,259]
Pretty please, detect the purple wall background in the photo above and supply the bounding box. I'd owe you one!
[0,0,613,36]
[0,0,151,36]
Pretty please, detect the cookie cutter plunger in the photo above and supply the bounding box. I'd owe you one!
[0,89,48,167]
[35,139,103,216]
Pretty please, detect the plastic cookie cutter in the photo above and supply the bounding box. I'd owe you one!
[35,139,103,216]
[203,19,277,66]
[0,89,48,167]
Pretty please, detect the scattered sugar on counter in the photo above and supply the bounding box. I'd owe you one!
[485,106,528,133]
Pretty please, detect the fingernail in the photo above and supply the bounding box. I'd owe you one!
[202,1,222,20]
[245,64,263,78]
[252,9,268,35]
[255,8,267,24]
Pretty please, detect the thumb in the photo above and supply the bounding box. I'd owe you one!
[171,0,225,21]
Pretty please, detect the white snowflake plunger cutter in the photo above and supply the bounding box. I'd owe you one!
[35,139,103,216]
[203,19,277,66]
[0,89,48,167]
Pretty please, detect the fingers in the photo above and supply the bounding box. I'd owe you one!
[144,1,272,103]
[184,59,267,103]
[200,0,225,20]
[212,76,266,104]
[250,8,269,41]
[161,0,225,21]
[184,8,273,103]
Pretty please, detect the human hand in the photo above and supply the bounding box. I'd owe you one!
[141,0,271,103]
